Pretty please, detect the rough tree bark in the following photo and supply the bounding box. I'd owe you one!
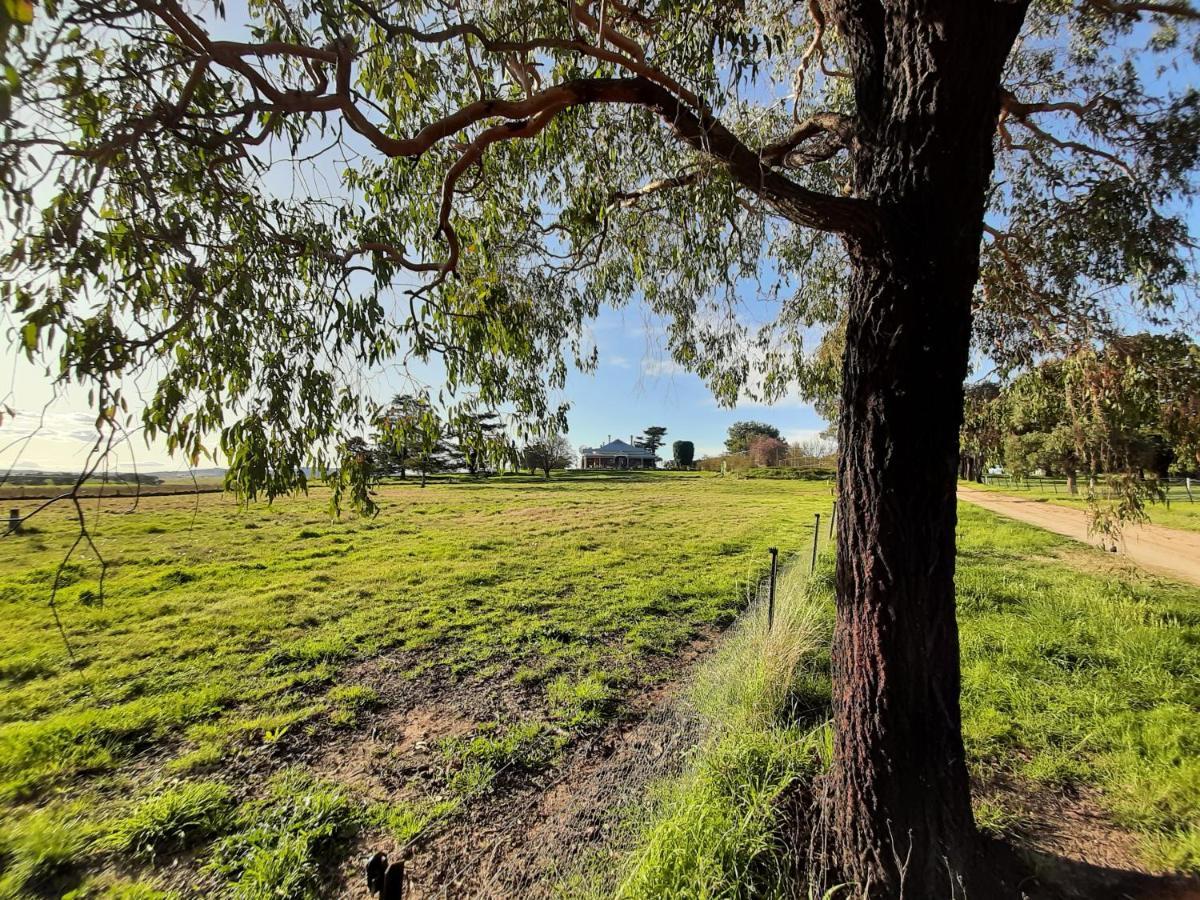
[828,3,1029,896]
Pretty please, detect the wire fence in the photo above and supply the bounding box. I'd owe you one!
[980,474,1196,503]
[394,533,834,899]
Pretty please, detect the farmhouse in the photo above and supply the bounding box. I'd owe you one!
[579,438,659,470]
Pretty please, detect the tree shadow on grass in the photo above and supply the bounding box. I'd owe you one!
[985,836,1200,899]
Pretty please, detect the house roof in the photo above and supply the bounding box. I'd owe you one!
[580,439,658,458]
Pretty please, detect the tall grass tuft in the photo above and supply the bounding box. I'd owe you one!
[100,779,233,859]
[614,561,833,899]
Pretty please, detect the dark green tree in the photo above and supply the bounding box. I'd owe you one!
[672,440,695,469]
[5,0,1200,893]
[448,408,509,475]
[375,394,431,481]
[635,425,668,458]
[1003,361,1091,492]
[724,421,783,454]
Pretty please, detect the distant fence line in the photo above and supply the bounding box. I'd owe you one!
[982,474,1195,502]
[0,484,226,501]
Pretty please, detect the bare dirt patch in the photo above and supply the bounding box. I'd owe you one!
[403,685,699,898]
[315,632,718,898]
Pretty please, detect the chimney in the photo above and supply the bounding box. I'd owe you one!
[630,434,634,445]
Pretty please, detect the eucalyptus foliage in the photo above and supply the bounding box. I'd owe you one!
[1,0,1197,505]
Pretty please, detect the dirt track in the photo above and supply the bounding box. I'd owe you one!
[958,486,1200,587]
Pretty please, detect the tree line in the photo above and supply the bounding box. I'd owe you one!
[960,333,1200,491]
[347,394,577,485]
[695,421,837,472]
[355,402,698,481]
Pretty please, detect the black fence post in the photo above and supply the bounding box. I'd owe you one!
[811,513,821,572]
[767,547,778,631]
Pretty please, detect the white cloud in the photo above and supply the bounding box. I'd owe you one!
[2,409,101,444]
[606,355,633,369]
[784,428,834,447]
[641,358,687,377]
[0,409,178,472]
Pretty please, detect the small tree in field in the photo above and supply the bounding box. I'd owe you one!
[449,408,508,476]
[724,421,782,454]
[748,435,788,467]
[522,435,574,479]
[6,0,1200,893]
[672,440,695,470]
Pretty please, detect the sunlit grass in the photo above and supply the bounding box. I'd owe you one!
[614,502,1200,893]
[0,472,832,896]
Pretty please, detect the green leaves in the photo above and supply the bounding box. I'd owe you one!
[1,0,1197,511]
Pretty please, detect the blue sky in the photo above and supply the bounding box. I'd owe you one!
[2,7,1194,473]
[560,306,829,458]
[0,298,829,472]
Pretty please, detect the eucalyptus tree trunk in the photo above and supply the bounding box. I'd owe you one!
[829,3,1028,896]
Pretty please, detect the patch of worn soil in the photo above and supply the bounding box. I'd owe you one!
[321,632,717,898]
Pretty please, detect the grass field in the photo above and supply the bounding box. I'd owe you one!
[966,476,1200,533]
[0,472,1196,897]
[0,472,832,898]
[613,503,1200,896]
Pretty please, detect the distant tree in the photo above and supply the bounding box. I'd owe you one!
[1000,333,1200,493]
[635,426,668,458]
[724,421,782,454]
[1003,363,1089,492]
[1103,333,1200,476]
[449,408,508,476]
[522,434,574,479]
[959,383,1004,485]
[672,440,695,470]
[792,437,837,465]
[748,435,788,467]
[375,393,448,486]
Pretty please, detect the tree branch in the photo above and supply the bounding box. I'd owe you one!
[140,2,880,267]
[792,0,850,121]
[760,112,856,167]
[343,0,699,108]
[610,170,704,207]
[1004,114,1134,178]
[1080,0,1200,19]
[1000,89,1099,121]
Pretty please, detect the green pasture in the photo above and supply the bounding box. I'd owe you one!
[0,472,1195,898]
[0,472,831,897]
